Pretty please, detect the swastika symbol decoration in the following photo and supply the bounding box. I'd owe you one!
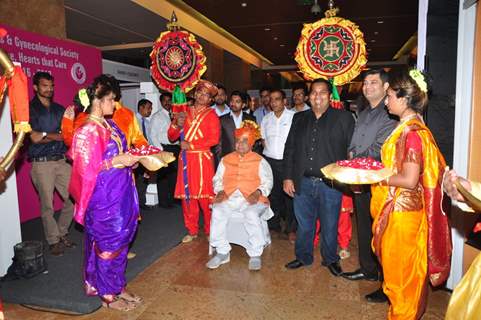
[295,15,367,85]
[151,29,206,93]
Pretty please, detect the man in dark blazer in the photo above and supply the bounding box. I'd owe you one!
[283,78,354,277]
[215,91,257,164]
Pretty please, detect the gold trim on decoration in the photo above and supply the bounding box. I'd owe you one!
[295,16,367,85]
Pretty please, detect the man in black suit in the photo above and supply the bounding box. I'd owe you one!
[283,78,354,277]
[216,91,257,161]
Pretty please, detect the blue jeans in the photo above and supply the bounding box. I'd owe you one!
[293,176,342,265]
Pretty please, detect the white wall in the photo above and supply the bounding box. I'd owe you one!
[140,82,161,114]
[102,59,151,83]
[120,85,143,113]
[0,96,22,276]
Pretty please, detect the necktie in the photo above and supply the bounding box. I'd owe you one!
[142,117,147,138]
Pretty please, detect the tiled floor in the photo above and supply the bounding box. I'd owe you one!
[3,233,451,319]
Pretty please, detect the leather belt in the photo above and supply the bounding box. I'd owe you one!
[31,154,66,162]
[304,175,337,188]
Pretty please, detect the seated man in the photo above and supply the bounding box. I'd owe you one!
[207,121,273,271]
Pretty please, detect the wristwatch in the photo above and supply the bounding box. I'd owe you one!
[41,132,47,139]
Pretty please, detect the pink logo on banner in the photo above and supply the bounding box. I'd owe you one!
[71,62,87,84]
[0,24,102,222]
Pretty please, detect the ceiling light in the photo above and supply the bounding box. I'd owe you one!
[311,0,321,15]
[274,37,278,40]
[374,31,379,35]
[280,44,285,47]
[264,27,271,31]
[377,20,384,24]
[370,39,376,43]
[241,2,247,7]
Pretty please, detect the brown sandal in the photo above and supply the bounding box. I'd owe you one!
[101,295,138,312]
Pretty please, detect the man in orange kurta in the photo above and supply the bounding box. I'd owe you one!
[207,121,273,270]
[168,80,220,242]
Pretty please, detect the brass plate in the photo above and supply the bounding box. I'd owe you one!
[321,163,393,185]
[455,178,481,212]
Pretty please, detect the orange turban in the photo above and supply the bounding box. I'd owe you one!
[234,120,261,147]
[196,79,218,97]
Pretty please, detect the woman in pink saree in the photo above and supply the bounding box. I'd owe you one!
[68,76,142,311]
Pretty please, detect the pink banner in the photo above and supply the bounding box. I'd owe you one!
[0,24,102,222]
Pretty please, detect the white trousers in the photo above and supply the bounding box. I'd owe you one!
[210,192,271,257]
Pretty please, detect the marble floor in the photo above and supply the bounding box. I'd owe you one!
[3,233,451,319]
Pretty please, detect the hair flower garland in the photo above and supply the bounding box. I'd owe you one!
[409,69,428,93]
[78,88,90,111]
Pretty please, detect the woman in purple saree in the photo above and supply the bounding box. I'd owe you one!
[68,76,142,311]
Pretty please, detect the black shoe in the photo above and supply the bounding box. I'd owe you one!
[326,261,343,277]
[285,259,305,269]
[59,235,77,249]
[365,288,388,303]
[49,242,65,256]
[140,204,155,211]
[342,269,379,281]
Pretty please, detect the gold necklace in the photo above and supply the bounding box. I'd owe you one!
[88,114,107,127]
[88,115,124,153]
[105,120,124,154]
[400,113,418,123]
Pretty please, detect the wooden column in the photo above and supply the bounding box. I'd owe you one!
[203,42,224,85]
[0,0,66,39]
[468,4,481,181]
[463,3,481,274]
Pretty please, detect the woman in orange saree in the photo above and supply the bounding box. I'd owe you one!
[370,69,451,319]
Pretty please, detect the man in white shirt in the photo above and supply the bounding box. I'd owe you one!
[211,85,230,117]
[261,89,295,234]
[291,82,310,113]
[149,92,180,208]
[134,99,153,209]
[253,87,271,124]
[136,99,153,143]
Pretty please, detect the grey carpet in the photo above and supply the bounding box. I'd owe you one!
[0,206,186,314]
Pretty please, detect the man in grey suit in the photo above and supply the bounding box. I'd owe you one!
[216,91,257,163]
[341,69,397,303]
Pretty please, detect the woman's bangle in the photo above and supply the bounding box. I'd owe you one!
[385,176,390,186]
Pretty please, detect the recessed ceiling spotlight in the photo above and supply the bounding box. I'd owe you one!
[377,20,384,24]
[374,31,379,35]
[241,2,247,7]
[274,37,278,40]
[264,27,271,31]
[280,44,285,47]
[370,39,376,43]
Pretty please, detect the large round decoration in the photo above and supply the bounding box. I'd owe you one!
[150,30,206,93]
[295,16,367,85]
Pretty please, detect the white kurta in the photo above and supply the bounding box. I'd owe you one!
[210,156,274,257]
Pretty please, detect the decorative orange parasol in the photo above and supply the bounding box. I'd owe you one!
[0,28,31,174]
